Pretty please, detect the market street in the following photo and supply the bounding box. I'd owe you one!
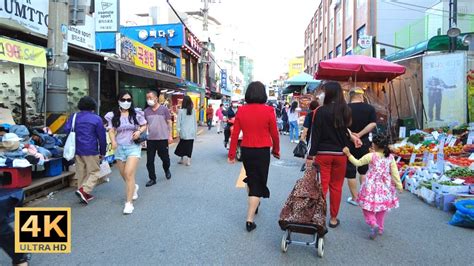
[3,129,473,265]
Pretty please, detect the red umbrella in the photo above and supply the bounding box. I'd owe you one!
[314,55,406,82]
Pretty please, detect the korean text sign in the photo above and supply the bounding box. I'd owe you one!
[120,37,156,71]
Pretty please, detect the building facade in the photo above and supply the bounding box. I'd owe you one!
[303,0,438,74]
[394,0,474,49]
[239,56,254,90]
[288,56,304,78]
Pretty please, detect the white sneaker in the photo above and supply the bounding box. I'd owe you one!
[133,184,139,200]
[123,202,134,214]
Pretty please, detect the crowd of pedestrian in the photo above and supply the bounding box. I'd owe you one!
[4,81,404,266]
[226,81,402,239]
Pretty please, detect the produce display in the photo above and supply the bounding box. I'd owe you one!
[445,168,474,178]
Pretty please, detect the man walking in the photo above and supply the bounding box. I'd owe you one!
[144,90,173,187]
[206,104,214,131]
[345,88,377,206]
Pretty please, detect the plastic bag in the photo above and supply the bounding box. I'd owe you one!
[449,199,474,228]
[293,140,308,158]
[99,161,112,178]
[63,114,77,161]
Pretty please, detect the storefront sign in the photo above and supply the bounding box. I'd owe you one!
[156,51,176,76]
[185,30,202,55]
[120,37,156,71]
[121,24,184,48]
[0,1,96,50]
[95,0,119,32]
[68,15,95,50]
[138,29,176,41]
[221,69,227,91]
[0,36,46,67]
[423,53,467,128]
[358,35,372,49]
[0,0,49,35]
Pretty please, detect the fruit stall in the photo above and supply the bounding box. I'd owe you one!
[392,125,474,228]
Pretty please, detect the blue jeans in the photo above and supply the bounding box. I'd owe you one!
[0,190,29,264]
[289,121,299,142]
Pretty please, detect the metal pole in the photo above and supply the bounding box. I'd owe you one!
[47,0,69,115]
[19,64,26,125]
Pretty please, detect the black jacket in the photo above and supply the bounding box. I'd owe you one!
[308,104,350,155]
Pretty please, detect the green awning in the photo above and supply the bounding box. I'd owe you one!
[384,32,472,62]
[282,85,304,94]
[286,72,321,86]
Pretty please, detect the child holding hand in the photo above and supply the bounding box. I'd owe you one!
[342,133,403,240]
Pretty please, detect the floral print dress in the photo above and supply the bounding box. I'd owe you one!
[357,153,399,212]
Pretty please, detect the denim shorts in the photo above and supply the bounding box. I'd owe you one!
[115,144,142,161]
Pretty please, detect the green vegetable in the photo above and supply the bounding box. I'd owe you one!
[445,167,474,177]
[408,134,424,145]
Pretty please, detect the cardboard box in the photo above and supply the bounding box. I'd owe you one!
[432,182,469,194]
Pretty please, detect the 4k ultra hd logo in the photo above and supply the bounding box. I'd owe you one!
[15,207,71,253]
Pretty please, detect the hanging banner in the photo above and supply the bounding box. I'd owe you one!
[423,52,467,128]
[95,0,119,32]
[0,0,49,35]
[0,36,46,67]
[120,37,156,71]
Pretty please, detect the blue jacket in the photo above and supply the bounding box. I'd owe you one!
[64,111,107,156]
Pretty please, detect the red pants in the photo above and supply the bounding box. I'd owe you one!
[362,210,387,232]
[316,154,347,219]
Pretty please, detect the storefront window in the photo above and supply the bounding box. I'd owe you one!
[336,45,342,57]
[328,51,333,59]
[67,62,100,114]
[345,36,353,52]
[0,62,46,127]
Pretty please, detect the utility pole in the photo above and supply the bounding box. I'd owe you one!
[448,0,458,52]
[47,0,70,114]
[199,0,210,125]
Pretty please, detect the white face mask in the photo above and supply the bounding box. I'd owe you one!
[147,99,156,107]
[318,93,325,106]
[119,101,132,110]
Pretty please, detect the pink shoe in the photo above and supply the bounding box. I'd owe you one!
[378,229,384,236]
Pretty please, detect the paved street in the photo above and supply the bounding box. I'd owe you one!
[2,128,473,265]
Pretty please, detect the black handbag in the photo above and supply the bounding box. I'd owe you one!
[293,140,308,158]
[133,132,148,144]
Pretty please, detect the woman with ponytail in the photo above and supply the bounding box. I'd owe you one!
[342,133,403,240]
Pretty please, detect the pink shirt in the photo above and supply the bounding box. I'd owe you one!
[216,108,224,120]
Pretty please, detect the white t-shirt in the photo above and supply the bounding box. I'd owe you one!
[287,108,300,122]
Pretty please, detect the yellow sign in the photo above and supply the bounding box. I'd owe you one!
[120,37,156,71]
[0,37,46,68]
[15,207,71,253]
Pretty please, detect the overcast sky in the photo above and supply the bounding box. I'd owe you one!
[121,0,317,83]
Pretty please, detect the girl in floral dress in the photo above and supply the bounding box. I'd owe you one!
[343,134,403,239]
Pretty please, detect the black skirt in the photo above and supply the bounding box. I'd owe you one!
[241,147,271,198]
[174,139,194,157]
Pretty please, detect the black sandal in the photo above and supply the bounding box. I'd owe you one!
[329,219,340,228]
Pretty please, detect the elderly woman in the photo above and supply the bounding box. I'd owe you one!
[228,81,280,232]
[64,96,107,205]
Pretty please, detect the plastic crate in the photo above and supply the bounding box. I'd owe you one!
[0,167,32,188]
[44,158,63,177]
